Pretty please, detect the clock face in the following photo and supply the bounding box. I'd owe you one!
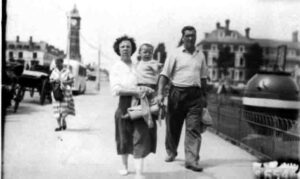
[71,19,77,26]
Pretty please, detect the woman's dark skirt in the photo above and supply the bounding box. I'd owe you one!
[115,96,157,158]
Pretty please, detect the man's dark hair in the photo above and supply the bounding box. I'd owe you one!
[177,26,196,47]
[113,35,137,56]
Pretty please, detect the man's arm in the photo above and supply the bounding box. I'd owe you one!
[201,78,208,107]
[157,75,169,105]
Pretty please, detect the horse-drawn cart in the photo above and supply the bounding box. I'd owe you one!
[18,69,52,105]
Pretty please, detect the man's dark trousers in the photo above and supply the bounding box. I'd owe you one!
[165,85,206,165]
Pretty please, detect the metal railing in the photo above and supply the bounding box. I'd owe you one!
[208,94,300,161]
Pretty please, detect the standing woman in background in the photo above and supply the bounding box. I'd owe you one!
[110,35,157,178]
[50,58,75,131]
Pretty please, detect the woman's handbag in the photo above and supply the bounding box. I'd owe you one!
[202,108,213,126]
[52,82,64,102]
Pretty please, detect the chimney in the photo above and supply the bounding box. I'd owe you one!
[216,22,220,29]
[205,33,209,38]
[245,28,250,38]
[29,36,33,43]
[16,36,19,42]
[292,31,298,42]
[225,19,230,30]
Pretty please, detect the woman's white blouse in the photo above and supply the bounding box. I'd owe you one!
[50,67,74,90]
[110,60,137,96]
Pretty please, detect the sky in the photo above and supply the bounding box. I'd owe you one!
[6,0,300,70]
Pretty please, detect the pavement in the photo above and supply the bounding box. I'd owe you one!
[3,81,257,179]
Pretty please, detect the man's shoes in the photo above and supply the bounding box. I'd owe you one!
[165,155,176,162]
[185,163,203,172]
[55,127,62,132]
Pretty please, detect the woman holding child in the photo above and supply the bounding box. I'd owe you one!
[110,35,158,178]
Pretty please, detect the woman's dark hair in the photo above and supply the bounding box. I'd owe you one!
[113,35,137,56]
[55,58,64,63]
[177,26,196,47]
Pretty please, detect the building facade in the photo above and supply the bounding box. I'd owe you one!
[6,36,64,68]
[198,20,300,86]
[68,5,81,62]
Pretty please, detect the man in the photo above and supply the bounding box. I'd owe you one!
[157,26,208,172]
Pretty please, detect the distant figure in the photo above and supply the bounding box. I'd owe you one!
[122,43,162,128]
[110,35,157,178]
[157,26,208,172]
[49,58,75,131]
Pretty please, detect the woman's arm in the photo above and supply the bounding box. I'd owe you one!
[62,78,74,86]
[117,86,154,98]
[118,87,141,97]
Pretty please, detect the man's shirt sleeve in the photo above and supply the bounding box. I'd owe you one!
[160,54,176,79]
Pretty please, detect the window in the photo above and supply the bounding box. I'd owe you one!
[33,52,37,59]
[8,44,15,49]
[240,58,244,66]
[231,33,237,38]
[239,71,243,80]
[212,57,217,66]
[9,51,14,58]
[220,32,225,37]
[17,45,22,49]
[79,66,87,76]
[35,45,41,50]
[239,46,245,52]
[230,45,234,52]
[18,52,23,58]
[211,44,217,51]
[289,49,295,56]
[296,49,300,56]
[209,69,213,79]
[264,48,269,55]
[235,71,239,80]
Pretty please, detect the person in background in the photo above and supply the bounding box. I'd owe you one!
[110,35,157,178]
[157,26,208,172]
[50,58,75,131]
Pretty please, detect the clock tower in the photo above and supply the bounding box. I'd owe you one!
[68,5,81,62]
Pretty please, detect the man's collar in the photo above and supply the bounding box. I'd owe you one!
[180,46,199,54]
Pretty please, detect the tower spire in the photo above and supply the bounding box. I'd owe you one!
[68,5,81,62]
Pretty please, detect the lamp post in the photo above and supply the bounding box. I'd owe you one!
[96,45,101,91]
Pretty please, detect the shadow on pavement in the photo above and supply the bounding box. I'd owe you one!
[144,170,213,179]
[6,104,39,116]
[198,158,256,168]
[82,92,99,96]
[64,128,100,133]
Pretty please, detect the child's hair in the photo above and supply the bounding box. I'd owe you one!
[137,43,154,61]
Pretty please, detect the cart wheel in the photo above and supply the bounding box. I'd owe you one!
[30,87,34,97]
[18,87,25,101]
[13,85,24,113]
[40,79,48,105]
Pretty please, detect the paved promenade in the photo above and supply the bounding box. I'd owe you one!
[3,81,257,179]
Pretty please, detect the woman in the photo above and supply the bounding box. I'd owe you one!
[110,35,157,178]
[50,58,75,131]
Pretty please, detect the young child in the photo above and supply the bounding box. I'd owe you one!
[122,43,162,128]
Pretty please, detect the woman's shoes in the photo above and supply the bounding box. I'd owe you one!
[62,124,67,130]
[55,124,66,132]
